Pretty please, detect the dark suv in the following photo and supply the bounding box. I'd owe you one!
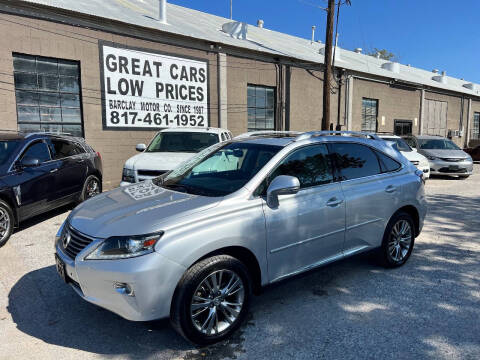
[0,131,102,247]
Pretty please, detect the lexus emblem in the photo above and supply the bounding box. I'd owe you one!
[63,232,71,248]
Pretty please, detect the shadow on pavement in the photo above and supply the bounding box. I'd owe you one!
[14,204,73,233]
[7,194,480,359]
[8,265,190,358]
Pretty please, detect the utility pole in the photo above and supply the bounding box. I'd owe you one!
[230,0,233,19]
[322,0,335,131]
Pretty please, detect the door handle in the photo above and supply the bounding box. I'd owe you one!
[50,168,58,173]
[385,185,397,193]
[326,197,343,207]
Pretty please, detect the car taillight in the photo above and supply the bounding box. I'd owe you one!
[96,151,102,160]
[415,169,425,184]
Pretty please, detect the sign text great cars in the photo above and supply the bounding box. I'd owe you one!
[101,44,208,129]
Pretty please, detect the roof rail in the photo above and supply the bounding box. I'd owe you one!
[295,131,381,141]
[25,131,74,138]
[235,130,301,139]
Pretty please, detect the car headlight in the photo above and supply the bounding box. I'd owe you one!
[85,232,163,260]
[466,155,473,162]
[426,155,437,160]
[122,167,135,183]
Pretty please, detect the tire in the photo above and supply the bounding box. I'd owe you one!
[170,255,252,345]
[0,200,14,248]
[379,211,415,268]
[79,175,101,202]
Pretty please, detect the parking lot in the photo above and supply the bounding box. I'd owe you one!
[1,166,479,360]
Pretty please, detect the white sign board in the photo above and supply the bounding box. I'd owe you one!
[101,44,208,129]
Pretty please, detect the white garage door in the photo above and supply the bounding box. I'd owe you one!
[424,99,447,136]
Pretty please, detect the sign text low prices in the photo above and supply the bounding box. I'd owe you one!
[102,45,208,129]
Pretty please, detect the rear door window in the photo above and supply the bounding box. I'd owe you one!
[375,151,401,173]
[50,139,82,159]
[328,143,381,180]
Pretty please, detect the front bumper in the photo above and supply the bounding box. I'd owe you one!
[55,242,186,321]
[428,159,473,176]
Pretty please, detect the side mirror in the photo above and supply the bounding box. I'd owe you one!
[21,157,40,168]
[412,147,417,152]
[266,175,300,207]
[136,143,146,152]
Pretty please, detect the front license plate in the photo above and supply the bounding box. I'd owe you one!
[55,254,67,283]
[449,165,459,170]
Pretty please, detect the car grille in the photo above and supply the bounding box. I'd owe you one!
[410,160,420,166]
[438,167,467,173]
[137,170,167,177]
[63,225,95,260]
[440,158,463,162]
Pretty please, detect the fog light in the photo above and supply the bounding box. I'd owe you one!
[113,282,135,297]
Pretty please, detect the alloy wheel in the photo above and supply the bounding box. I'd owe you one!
[86,179,100,199]
[0,208,11,241]
[388,220,412,262]
[190,269,245,336]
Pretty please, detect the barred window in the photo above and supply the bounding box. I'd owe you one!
[13,53,83,137]
[473,112,480,140]
[247,85,275,131]
[361,98,378,132]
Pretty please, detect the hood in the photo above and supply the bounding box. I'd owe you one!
[124,152,195,171]
[419,149,469,160]
[69,181,221,238]
[400,150,429,163]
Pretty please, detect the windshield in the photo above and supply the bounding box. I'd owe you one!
[154,142,282,197]
[146,132,219,153]
[0,140,20,166]
[418,138,460,150]
[383,138,412,152]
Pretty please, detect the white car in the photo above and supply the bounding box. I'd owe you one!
[379,135,430,179]
[121,127,232,186]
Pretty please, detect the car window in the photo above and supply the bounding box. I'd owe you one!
[382,138,412,152]
[221,133,226,142]
[51,139,82,159]
[329,143,381,180]
[268,144,333,189]
[0,140,20,166]
[375,150,401,172]
[21,141,51,163]
[146,132,219,153]
[417,138,460,150]
[403,137,416,148]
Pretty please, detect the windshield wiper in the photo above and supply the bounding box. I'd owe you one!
[162,183,189,193]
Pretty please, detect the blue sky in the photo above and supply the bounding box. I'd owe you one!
[170,0,480,84]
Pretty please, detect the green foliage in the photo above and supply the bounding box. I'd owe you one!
[367,48,398,62]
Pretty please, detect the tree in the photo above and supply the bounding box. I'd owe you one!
[367,48,398,62]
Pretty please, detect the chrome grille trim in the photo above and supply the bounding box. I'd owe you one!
[63,225,96,260]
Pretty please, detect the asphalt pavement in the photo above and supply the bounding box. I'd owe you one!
[0,166,479,360]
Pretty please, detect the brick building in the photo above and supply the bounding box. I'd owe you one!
[0,0,479,188]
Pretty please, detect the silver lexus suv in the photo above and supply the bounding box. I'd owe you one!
[54,131,427,344]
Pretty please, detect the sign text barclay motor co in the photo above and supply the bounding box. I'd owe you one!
[101,45,208,129]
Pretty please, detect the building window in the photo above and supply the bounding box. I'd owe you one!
[13,53,83,137]
[394,119,413,136]
[247,85,275,131]
[473,112,480,140]
[361,98,378,132]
